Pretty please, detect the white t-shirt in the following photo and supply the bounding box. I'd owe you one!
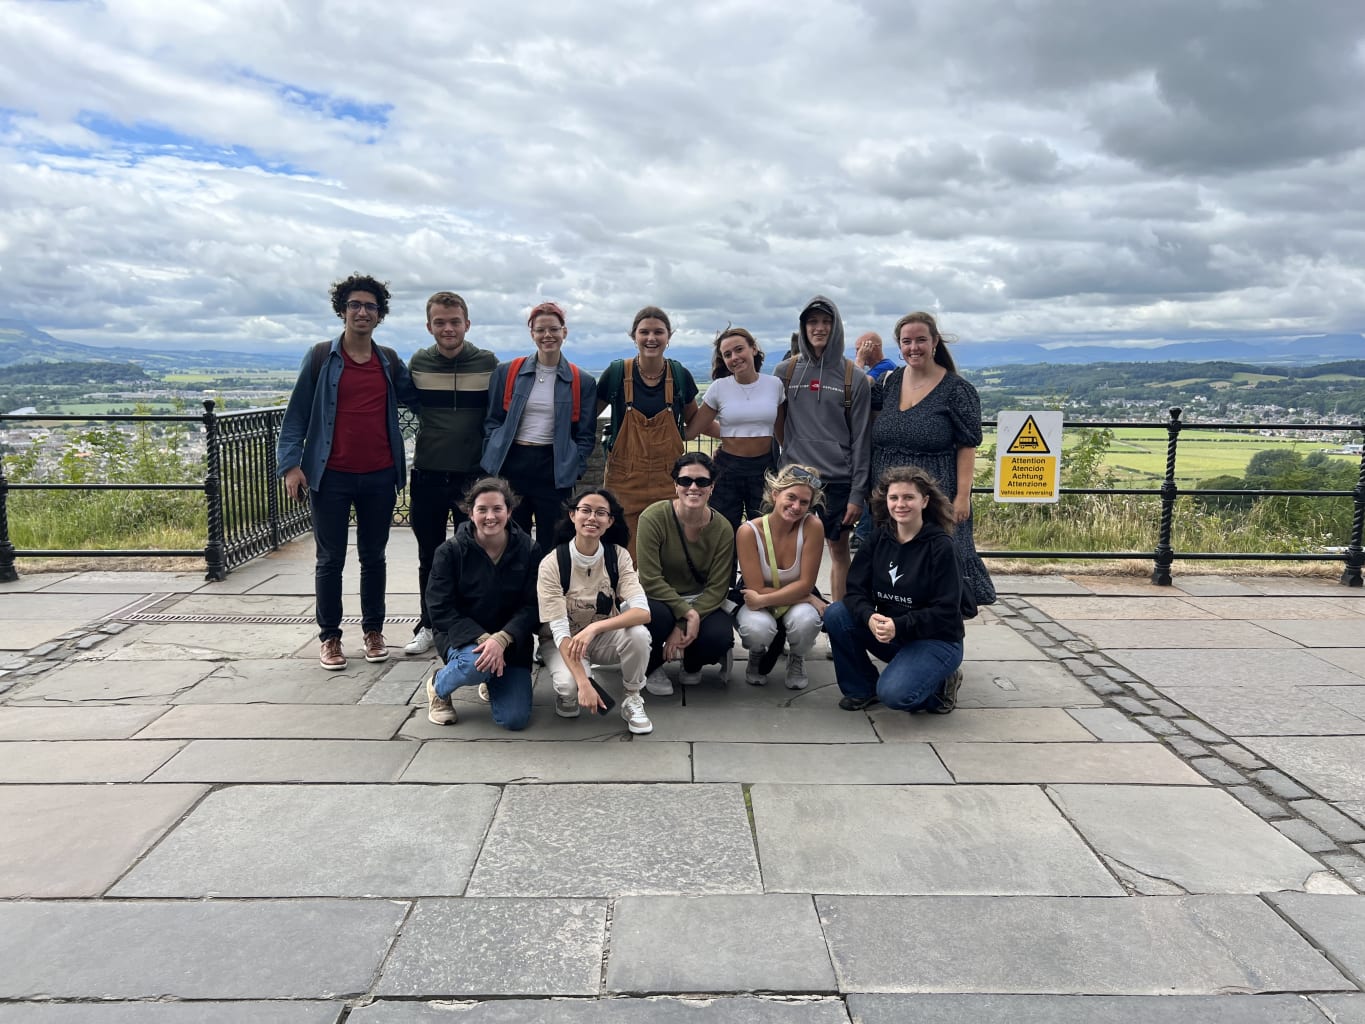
[514,369,557,444]
[702,374,785,437]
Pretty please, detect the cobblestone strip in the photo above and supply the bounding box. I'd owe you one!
[993,593,1365,893]
[0,620,134,697]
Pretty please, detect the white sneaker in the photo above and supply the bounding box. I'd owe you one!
[477,682,490,703]
[644,666,673,696]
[620,693,653,734]
[785,653,809,690]
[679,669,703,687]
[555,693,580,718]
[405,627,434,656]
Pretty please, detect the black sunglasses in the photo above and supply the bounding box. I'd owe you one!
[675,475,713,489]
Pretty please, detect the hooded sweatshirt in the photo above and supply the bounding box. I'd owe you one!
[772,295,872,508]
[426,519,542,666]
[844,520,965,644]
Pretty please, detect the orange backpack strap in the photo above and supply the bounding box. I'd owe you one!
[505,356,581,421]
[503,356,528,412]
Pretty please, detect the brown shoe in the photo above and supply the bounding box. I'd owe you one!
[426,671,457,726]
[363,631,389,663]
[319,637,346,671]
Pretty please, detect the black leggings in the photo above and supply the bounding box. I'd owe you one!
[645,599,736,674]
[711,449,774,530]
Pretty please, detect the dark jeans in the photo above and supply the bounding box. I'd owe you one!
[645,598,736,674]
[824,600,962,712]
[310,467,397,642]
[502,445,571,545]
[410,468,475,631]
[712,449,775,530]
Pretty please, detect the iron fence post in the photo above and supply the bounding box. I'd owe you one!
[267,411,282,551]
[0,454,17,583]
[1341,421,1365,588]
[1151,406,1183,586]
[202,400,227,581]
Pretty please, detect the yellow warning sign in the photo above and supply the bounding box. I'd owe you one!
[998,456,1060,499]
[1006,415,1051,454]
[994,410,1063,502]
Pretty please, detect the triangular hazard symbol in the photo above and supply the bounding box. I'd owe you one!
[1006,415,1051,454]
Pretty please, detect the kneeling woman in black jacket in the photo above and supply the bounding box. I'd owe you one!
[424,477,541,729]
[825,465,967,714]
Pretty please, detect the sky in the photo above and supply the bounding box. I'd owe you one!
[2,0,1364,364]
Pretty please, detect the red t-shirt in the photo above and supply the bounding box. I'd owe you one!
[326,348,395,474]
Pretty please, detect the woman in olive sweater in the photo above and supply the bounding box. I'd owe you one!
[635,452,737,694]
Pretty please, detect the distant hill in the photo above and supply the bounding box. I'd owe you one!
[954,334,1363,369]
[1,318,1359,373]
[0,320,300,371]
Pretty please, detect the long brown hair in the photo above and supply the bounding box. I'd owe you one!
[871,464,955,533]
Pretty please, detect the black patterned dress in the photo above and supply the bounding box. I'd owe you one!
[871,368,996,605]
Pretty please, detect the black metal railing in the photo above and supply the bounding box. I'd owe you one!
[971,408,1363,588]
[1,404,1361,586]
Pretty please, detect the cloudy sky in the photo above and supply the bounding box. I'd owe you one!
[2,0,1363,363]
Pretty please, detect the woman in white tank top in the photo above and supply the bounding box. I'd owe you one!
[735,463,828,689]
[686,327,785,529]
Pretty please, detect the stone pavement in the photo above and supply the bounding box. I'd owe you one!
[1,533,1364,1021]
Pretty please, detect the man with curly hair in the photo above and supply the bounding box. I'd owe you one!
[278,273,418,670]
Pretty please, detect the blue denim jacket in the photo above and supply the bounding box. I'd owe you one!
[481,356,597,489]
[277,335,419,491]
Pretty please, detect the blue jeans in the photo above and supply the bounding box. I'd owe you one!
[310,467,397,642]
[436,643,533,731]
[824,600,962,712]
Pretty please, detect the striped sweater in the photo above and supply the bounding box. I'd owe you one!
[409,342,498,473]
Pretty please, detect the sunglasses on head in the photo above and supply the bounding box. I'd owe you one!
[789,466,823,489]
[675,475,713,489]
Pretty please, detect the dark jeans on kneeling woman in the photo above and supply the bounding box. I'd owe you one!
[645,598,735,674]
[824,600,962,713]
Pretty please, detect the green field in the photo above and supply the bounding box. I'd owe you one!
[981,428,1358,485]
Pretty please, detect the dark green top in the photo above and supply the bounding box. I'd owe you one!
[596,358,698,452]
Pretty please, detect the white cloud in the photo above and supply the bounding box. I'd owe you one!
[0,0,1362,366]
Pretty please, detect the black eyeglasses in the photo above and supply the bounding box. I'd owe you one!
[675,476,713,489]
[574,506,613,519]
[345,300,379,313]
[789,467,823,489]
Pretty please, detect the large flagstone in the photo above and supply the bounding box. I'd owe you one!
[376,898,606,997]
[0,900,406,999]
[467,784,760,897]
[111,784,499,897]
[752,784,1120,896]
[815,895,1353,994]
[0,785,206,898]
[1048,785,1334,894]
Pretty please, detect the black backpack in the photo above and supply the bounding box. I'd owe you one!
[309,340,402,383]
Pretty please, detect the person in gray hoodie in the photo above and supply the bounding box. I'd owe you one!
[772,295,871,601]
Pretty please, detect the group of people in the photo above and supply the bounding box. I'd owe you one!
[277,274,998,736]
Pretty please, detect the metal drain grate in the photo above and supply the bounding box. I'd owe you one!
[125,612,422,626]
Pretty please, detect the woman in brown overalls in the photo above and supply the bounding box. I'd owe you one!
[596,306,700,559]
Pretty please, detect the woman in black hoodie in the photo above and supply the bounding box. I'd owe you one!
[825,465,966,714]
[423,477,542,730]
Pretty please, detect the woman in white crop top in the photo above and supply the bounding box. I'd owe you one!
[685,326,785,529]
[735,463,828,689]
